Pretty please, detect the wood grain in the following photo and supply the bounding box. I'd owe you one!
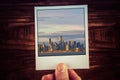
[0,0,120,80]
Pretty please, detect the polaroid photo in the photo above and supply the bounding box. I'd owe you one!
[35,5,89,70]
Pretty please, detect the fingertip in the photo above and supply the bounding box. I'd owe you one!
[56,63,68,72]
[55,63,69,80]
[57,63,68,68]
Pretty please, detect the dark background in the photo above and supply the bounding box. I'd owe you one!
[0,0,120,80]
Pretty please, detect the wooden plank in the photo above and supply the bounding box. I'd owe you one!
[0,0,120,80]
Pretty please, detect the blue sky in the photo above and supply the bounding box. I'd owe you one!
[37,8,85,43]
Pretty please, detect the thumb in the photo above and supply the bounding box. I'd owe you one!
[55,63,69,80]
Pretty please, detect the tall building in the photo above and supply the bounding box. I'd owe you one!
[49,38,51,44]
[68,41,71,49]
[41,42,46,51]
[54,42,58,50]
[59,36,62,43]
[74,41,77,48]
[62,41,65,50]
[77,42,81,49]
[66,42,69,51]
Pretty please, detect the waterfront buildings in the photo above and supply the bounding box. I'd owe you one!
[38,36,85,53]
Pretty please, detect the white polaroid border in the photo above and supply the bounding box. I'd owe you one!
[35,5,89,70]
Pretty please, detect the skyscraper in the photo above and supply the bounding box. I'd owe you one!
[58,36,62,43]
[49,38,51,44]
[66,42,69,51]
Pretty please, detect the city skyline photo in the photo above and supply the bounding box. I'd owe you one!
[37,7,86,56]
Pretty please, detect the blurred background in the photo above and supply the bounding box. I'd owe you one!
[0,0,120,80]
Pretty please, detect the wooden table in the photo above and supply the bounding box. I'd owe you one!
[0,49,119,80]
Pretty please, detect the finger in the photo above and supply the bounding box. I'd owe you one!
[69,69,82,80]
[55,63,69,80]
[41,74,54,80]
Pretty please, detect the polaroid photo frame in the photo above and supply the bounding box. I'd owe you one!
[35,5,89,70]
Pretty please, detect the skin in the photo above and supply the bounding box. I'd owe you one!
[41,63,81,80]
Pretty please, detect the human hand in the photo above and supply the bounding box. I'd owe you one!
[41,63,81,80]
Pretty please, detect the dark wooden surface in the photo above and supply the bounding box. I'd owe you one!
[0,49,120,80]
[0,0,120,80]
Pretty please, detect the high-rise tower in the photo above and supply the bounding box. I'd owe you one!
[49,38,51,44]
[66,42,69,51]
[58,36,62,43]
